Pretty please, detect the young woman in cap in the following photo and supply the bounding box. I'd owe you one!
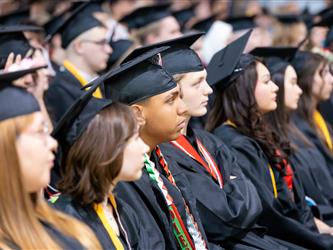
[291,52,333,180]
[263,56,333,226]
[0,67,101,249]
[206,46,333,249]
[51,73,150,250]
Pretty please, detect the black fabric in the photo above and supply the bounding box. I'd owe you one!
[115,170,178,250]
[160,128,305,249]
[213,124,333,249]
[0,85,40,121]
[319,96,333,127]
[224,16,256,31]
[52,195,147,250]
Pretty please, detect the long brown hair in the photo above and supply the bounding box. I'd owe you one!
[59,103,137,206]
[291,52,327,127]
[0,113,101,249]
[207,57,289,164]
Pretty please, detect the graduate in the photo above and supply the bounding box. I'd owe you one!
[50,64,149,249]
[119,3,182,45]
[0,66,101,249]
[205,40,333,249]
[105,47,215,249]
[45,1,112,123]
[252,47,333,224]
[141,32,302,249]
[290,51,333,180]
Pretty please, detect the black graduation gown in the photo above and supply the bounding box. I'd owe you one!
[0,221,86,250]
[45,66,87,124]
[319,96,333,126]
[213,124,333,250]
[160,128,304,250]
[52,195,148,250]
[288,133,333,224]
[292,113,333,180]
[115,169,179,250]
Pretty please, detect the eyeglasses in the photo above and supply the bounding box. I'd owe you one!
[80,39,109,47]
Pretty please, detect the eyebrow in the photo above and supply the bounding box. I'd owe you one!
[165,90,179,100]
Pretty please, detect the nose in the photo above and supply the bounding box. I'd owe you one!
[177,96,188,116]
[271,80,279,92]
[105,43,113,54]
[47,135,58,153]
[296,83,303,95]
[203,80,213,95]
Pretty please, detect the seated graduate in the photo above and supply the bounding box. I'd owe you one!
[0,25,54,132]
[45,2,112,123]
[0,67,101,249]
[290,51,333,180]
[105,47,214,249]
[131,31,299,249]
[50,68,149,250]
[205,41,333,249]
[253,47,333,225]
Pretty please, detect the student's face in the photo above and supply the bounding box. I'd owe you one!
[79,27,112,73]
[313,63,333,101]
[117,130,149,182]
[155,16,182,43]
[16,112,57,193]
[284,65,303,110]
[254,62,279,113]
[141,85,188,144]
[178,70,213,117]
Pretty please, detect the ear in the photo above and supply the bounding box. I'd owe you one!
[131,104,146,127]
[72,40,84,55]
[145,33,158,45]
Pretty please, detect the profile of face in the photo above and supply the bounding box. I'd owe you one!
[76,26,113,72]
[153,16,182,43]
[140,85,188,144]
[284,65,303,110]
[178,69,213,117]
[310,27,328,48]
[312,63,333,102]
[254,62,279,113]
[117,131,150,182]
[16,112,57,193]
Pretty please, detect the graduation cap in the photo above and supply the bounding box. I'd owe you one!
[52,1,105,49]
[103,46,176,105]
[119,3,171,30]
[0,25,41,69]
[190,15,216,33]
[107,39,134,68]
[250,46,298,62]
[122,32,204,75]
[52,75,112,148]
[311,8,333,27]
[207,29,253,89]
[0,66,47,121]
[0,9,30,25]
[275,14,304,24]
[224,16,257,32]
[172,3,197,30]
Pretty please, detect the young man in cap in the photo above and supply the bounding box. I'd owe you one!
[45,2,112,123]
[103,47,219,249]
[119,3,182,45]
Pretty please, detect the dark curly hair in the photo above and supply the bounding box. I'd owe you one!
[206,55,289,165]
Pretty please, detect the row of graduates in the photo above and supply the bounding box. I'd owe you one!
[3,23,333,249]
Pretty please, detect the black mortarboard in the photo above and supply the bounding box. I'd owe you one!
[52,75,112,148]
[172,4,197,30]
[224,16,257,32]
[107,39,134,68]
[190,15,216,33]
[275,14,303,24]
[250,46,298,62]
[0,9,30,25]
[312,8,333,27]
[104,46,176,105]
[122,32,204,75]
[207,29,253,89]
[0,25,41,69]
[119,3,171,30]
[55,1,105,48]
[0,67,47,121]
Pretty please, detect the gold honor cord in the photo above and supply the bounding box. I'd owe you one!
[314,110,333,151]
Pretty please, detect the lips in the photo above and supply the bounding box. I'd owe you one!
[177,118,186,129]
